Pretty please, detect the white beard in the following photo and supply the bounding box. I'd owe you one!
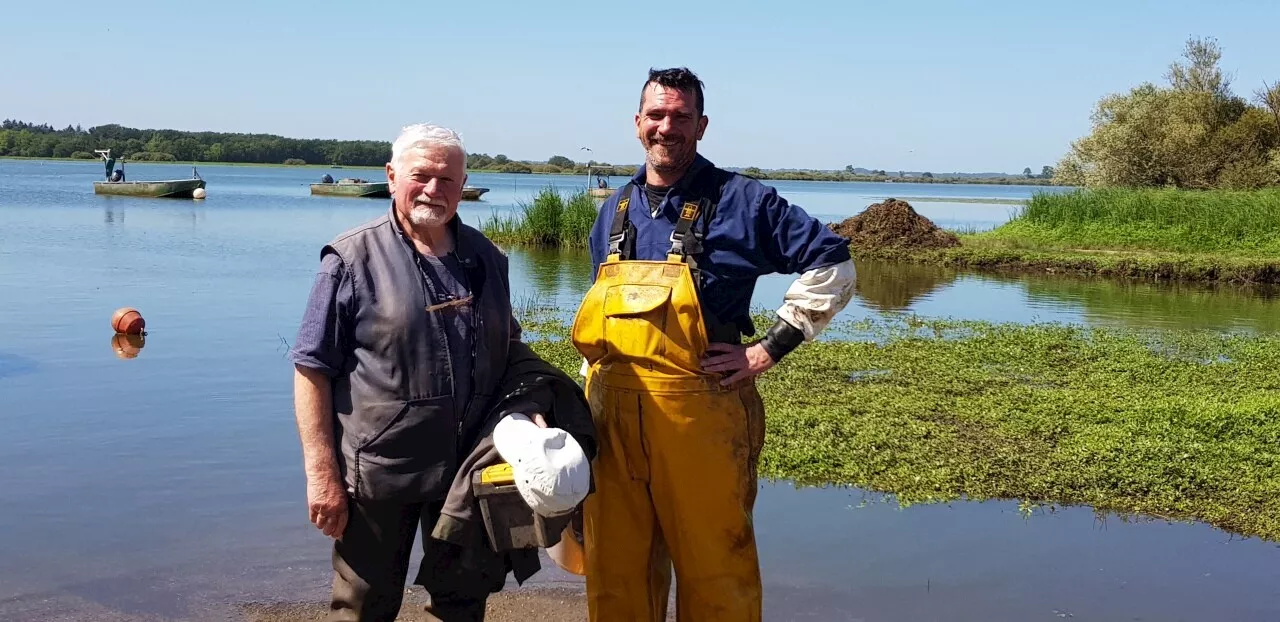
[409,203,449,227]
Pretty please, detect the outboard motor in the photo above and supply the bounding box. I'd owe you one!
[110,169,125,182]
[321,173,334,184]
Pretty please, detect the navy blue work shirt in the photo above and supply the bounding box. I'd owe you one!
[588,154,851,340]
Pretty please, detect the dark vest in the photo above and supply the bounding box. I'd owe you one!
[325,207,514,503]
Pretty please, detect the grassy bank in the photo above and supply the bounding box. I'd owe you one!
[993,188,1280,254]
[864,188,1280,284]
[481,186,597,248]
[523,314,1280,541]
[871,242,1280,284]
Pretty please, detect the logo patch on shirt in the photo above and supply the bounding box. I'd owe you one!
[617,198,630,212]
[680,202,699,221]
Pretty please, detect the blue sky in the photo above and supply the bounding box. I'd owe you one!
[3,0,1278,173]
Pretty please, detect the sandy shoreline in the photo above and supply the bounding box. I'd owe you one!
[1,585,605,622]
[243,586,601,622]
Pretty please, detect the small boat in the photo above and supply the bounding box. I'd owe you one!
[462,186,490,201]
[586,165,614,199]
[310,177,390,198]
[92,150,206,198]
[94,178,206,198]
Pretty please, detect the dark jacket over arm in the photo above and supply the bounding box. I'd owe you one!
[431,340,597,584]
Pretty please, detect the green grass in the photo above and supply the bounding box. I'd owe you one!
[523,314,1280,541]
[860,188,1280,284]
[990,187,1280,255]
[869,242,1280,284]
[482,186,597,248]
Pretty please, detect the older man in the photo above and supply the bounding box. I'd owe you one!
[290,124,594,621]
[571,68,857,621]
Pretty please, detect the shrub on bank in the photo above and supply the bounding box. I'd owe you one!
[482,186,598,248]
[129,151,177,161]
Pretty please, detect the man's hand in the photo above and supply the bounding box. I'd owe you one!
[701,342,776,386]
[307,471,348,539]
[531,413,548,428]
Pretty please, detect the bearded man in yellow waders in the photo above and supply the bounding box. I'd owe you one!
[569,67,858,621]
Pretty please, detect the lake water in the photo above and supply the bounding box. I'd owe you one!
[2,159,1279,620]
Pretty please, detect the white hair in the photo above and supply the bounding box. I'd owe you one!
[390,123,467,170]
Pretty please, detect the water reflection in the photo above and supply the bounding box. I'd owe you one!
[505,246,593,309]
[0,353,38,379]
[499,250,1280,335]
[110,333,146,359]
[1018,274,1280,333]
[748,482,1280,621]
[852,259,958,311]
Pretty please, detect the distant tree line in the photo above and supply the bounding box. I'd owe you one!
[1056,37,1280,189]
[744,168,1055,185]
[0,119,1056,185]
[465,152,637,176]
[0,120,643,175]
[0,120,391,166]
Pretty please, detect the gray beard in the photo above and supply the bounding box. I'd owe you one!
[409,205,448,227]
[647,148,695,175]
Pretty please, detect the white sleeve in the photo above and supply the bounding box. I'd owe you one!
[775,259,857,340]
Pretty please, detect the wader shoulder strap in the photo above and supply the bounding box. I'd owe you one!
[606,181,637,258]
[668,200,702,258]
[668,169,739,343]
[666,168,730,261]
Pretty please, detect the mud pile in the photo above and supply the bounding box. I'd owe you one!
[829,198,960,251]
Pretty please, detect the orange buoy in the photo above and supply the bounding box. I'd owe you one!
[111,307,146,335]
[111,333,145,359]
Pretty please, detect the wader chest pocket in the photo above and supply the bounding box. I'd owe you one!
[601,284,672,361]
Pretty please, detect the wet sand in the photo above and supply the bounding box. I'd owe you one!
[2,586,601,622]
[242,587,598,622]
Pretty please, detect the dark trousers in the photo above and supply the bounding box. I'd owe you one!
[328,499,505,622]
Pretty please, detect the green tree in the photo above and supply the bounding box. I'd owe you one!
[1023,167,1033,178]
[921,171,934,179]
[1256,81,1280,131]
[205,143,224,162]
[1166,36,1231,98]
[547,155,574,168]
[494,154,510,165]
[742,166,763,178]
[1041,165,1055,179]
[1055,36,1280,190]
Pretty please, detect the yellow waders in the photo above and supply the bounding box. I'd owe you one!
[571,238,767,621]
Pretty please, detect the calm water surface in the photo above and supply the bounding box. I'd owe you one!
[2,160,1278,620]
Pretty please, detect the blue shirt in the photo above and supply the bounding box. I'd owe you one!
[290,224,475,413]
[588,154,851,340]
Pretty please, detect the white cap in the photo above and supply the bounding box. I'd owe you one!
[492,414,591,517]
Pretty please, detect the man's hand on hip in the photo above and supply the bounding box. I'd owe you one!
[307,472,348,539]
[701,342,776,386]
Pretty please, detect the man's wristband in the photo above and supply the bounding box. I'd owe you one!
[760,318,805,362]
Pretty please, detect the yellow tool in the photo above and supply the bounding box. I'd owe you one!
[472,462,572,551]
